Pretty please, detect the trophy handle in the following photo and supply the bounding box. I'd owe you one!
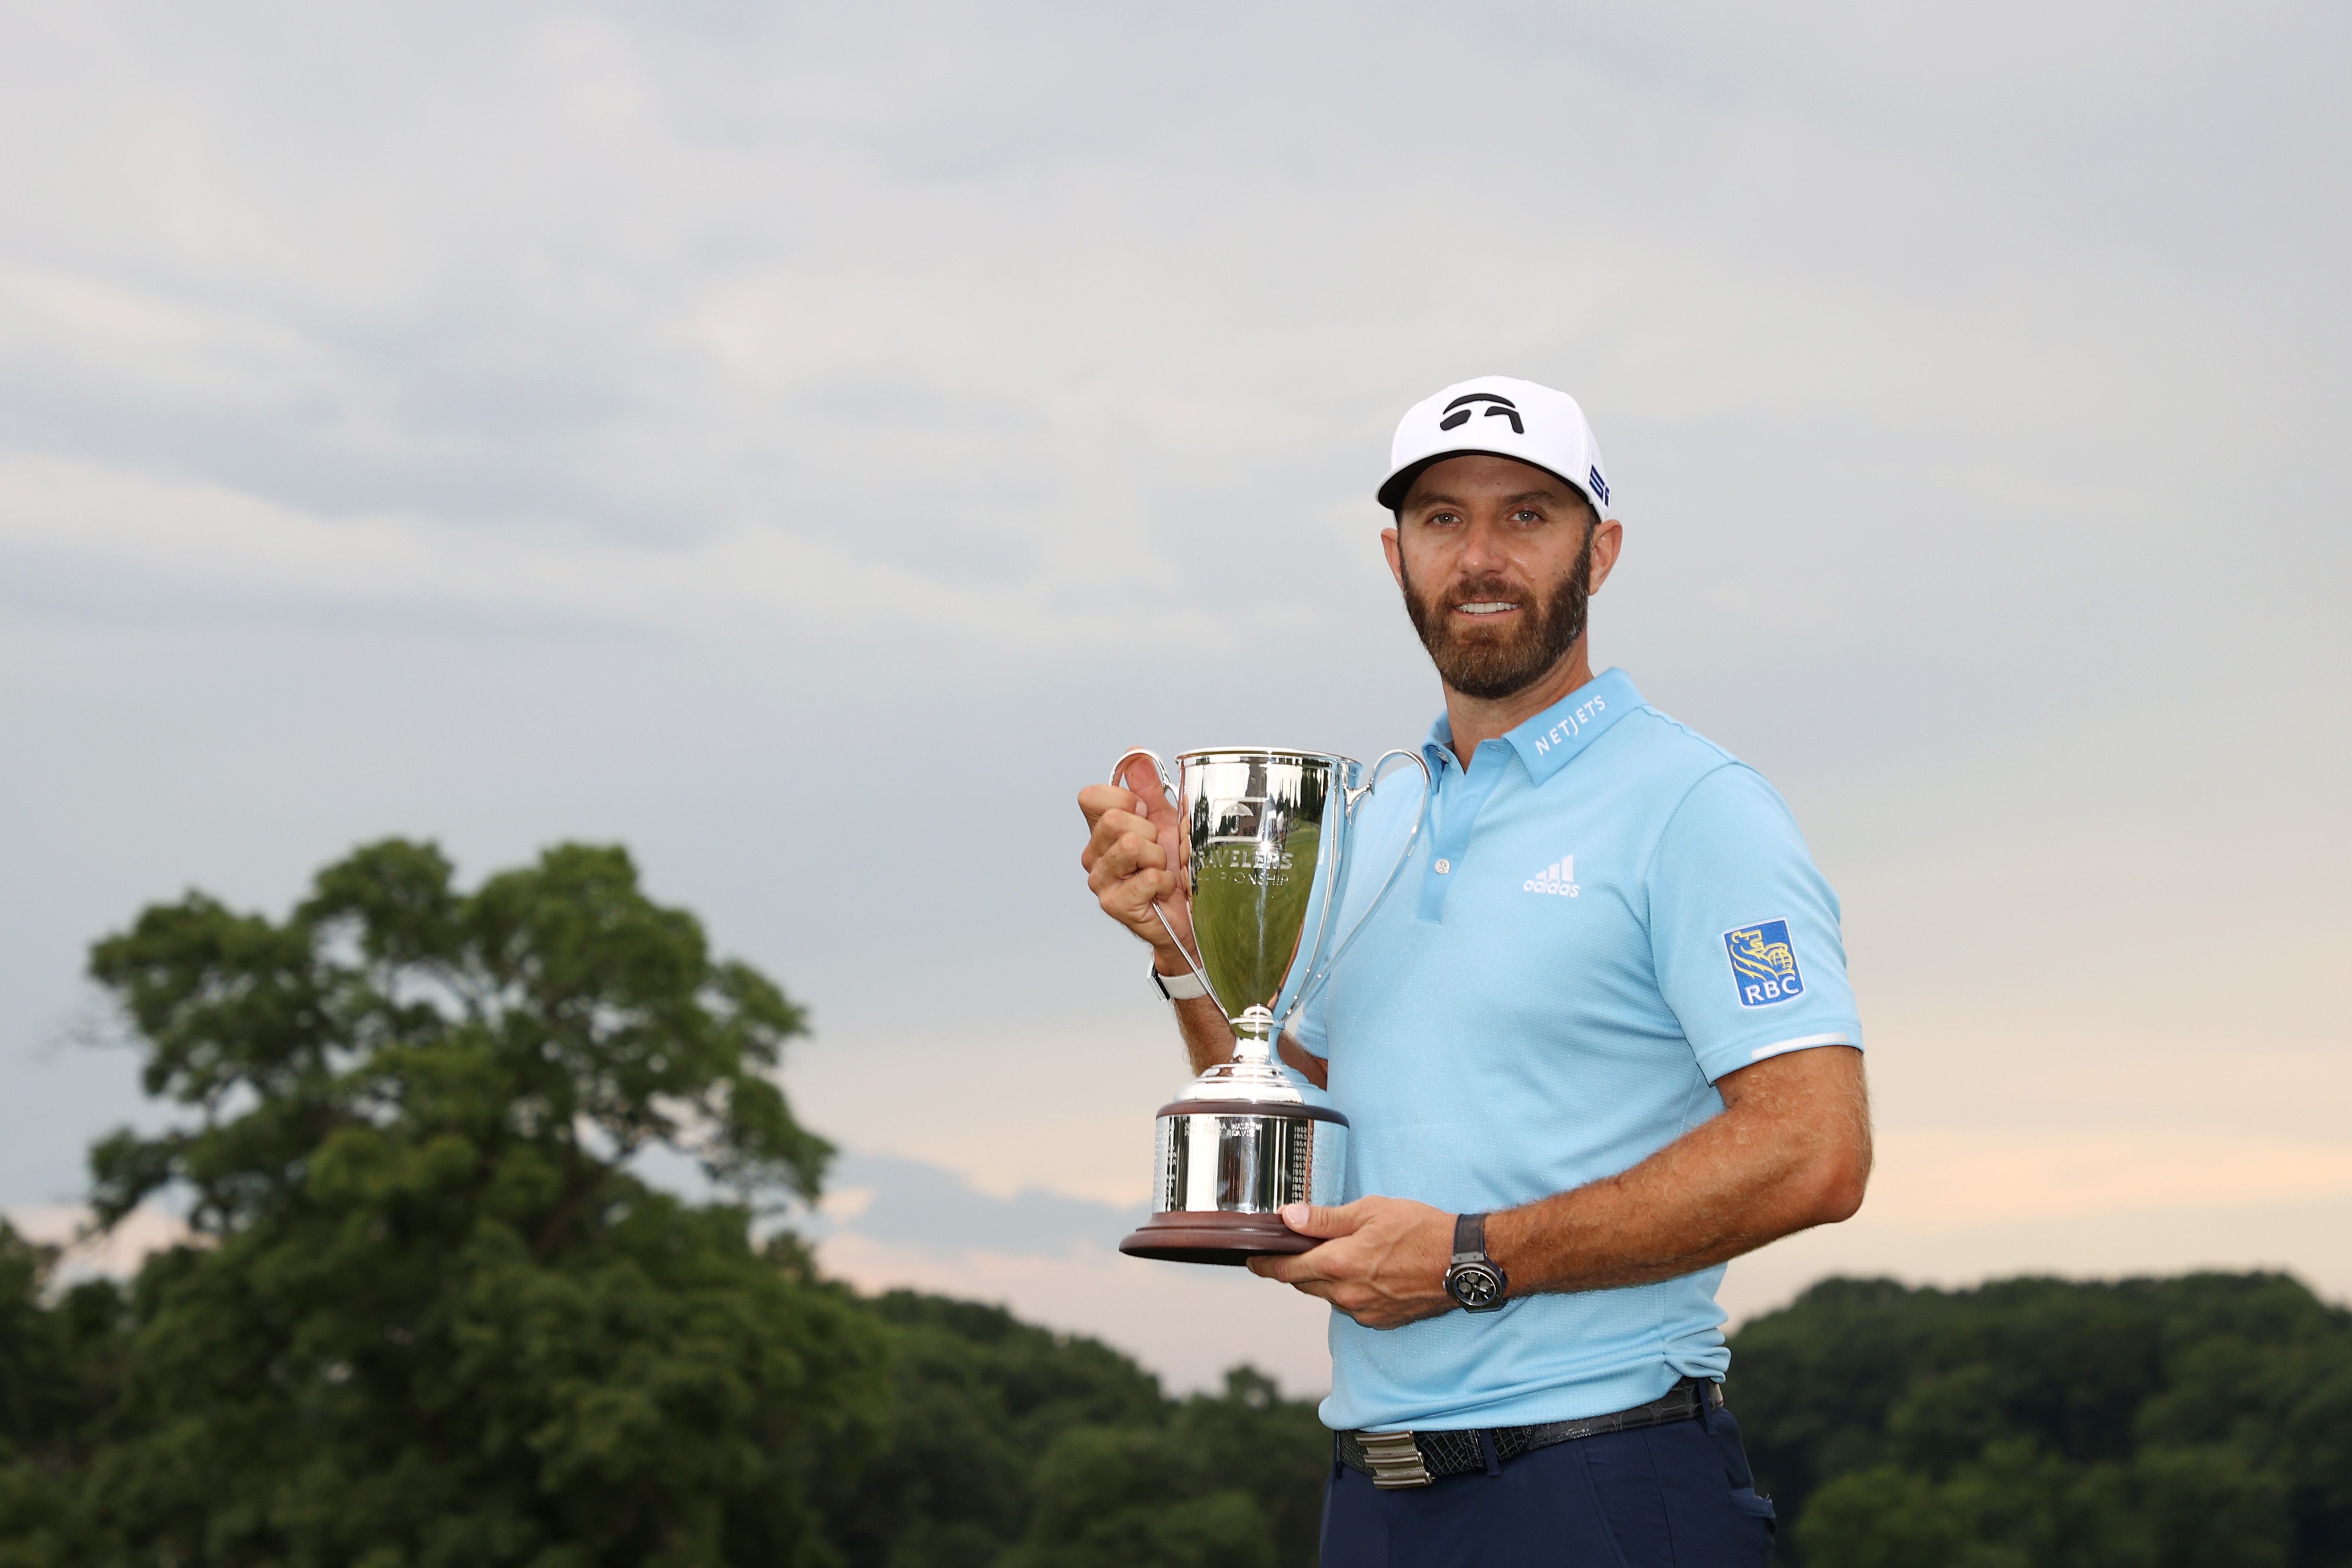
[1106,747,1220,1010]
[1281,748,1432,1029]
[1347,748,1427,818]
[1107,747,1177,806]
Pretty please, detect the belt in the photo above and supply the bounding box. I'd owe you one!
[1336,1376,1725,1489]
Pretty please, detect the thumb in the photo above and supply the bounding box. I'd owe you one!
[1118,756,1178,832]
[1280,1201,1362,1238]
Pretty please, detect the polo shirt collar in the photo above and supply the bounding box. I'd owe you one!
[1421,667,1644,785]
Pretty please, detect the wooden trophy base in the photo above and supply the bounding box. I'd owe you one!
[1119,1209,1317,1267]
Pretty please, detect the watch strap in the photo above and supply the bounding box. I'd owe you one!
[1445,1212,1507,1311]
[1150,961,1212,1002]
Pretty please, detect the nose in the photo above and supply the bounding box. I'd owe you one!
[1459,513,1511,576]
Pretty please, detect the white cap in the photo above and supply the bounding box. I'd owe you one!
[1377,374,1614,519]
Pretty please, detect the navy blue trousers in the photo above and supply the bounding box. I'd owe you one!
[1319,1403,1777,1567]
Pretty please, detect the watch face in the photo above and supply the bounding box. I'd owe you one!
[1447,1263,1503,1309]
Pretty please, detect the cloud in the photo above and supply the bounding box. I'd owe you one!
[811,1150,1142,1257]
[5,1203,195,1283]
[0,452,1219,649]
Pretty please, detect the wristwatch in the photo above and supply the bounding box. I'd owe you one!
[1443,1212,1508,1312]
[1150,961,1212,1002]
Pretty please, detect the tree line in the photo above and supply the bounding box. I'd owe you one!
[0,840,2342,1566]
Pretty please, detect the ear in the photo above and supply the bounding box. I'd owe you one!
[1381,525,1404,590]
[1586,517,1624,594]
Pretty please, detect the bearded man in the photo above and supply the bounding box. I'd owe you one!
[1078,375,1871,1565]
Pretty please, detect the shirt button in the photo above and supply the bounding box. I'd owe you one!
[1434,858,1451,874]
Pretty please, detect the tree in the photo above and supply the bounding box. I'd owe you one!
[807,1296,1328,1568]
[810,1292,1168,1568]
[71,839,882,1568]
[0,1223,126,1568]
[995,1368,1330,1568]
[1732,1273,2352,1567]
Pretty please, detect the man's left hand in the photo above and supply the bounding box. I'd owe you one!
[1247,1197,1457,1329]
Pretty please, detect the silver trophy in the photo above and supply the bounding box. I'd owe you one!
[1111,746,1429,1265]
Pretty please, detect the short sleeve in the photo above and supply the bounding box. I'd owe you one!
[1646,764,1863,1082]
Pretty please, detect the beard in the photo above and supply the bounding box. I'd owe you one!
[1398,528,1595,701]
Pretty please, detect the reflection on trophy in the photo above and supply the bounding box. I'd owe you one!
[1112,746,1429,1266]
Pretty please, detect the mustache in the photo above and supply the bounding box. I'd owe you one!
[1436,575,1533,611]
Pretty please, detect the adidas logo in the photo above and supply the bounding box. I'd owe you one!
[1524,856,1579,897]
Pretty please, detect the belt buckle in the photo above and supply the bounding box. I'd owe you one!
[1358,1430,1434,1490]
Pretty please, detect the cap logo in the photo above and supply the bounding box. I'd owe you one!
[1588,467,1609,505]
[1438,392,1522,435]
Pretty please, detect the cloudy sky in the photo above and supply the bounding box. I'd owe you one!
[3,1,2345,1394]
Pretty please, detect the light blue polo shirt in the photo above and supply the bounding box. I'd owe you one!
[1290,668,1862,1433]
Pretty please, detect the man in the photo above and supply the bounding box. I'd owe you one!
[1078,375,1870,1565]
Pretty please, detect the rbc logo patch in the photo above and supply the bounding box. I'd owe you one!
[1723,920,1805,1007]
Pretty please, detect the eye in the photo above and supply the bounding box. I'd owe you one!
[1511,508,1543,524]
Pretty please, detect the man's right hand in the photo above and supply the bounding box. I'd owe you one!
[1078,757,1197,966]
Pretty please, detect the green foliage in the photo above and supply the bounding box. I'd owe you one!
[997,1367,1328,1568]
[810,1296,1326,1568]
[1159,1367,1330,1559]
[1732,1273,2352,1567]
[812,1292,1164,1564]
[55,839,883,1568]
[0,1226,128,1568]
[1002,1426,1270,1568]
[5,838,1335,1567]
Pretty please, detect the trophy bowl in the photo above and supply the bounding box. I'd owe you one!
[1112,746,1426,1266]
